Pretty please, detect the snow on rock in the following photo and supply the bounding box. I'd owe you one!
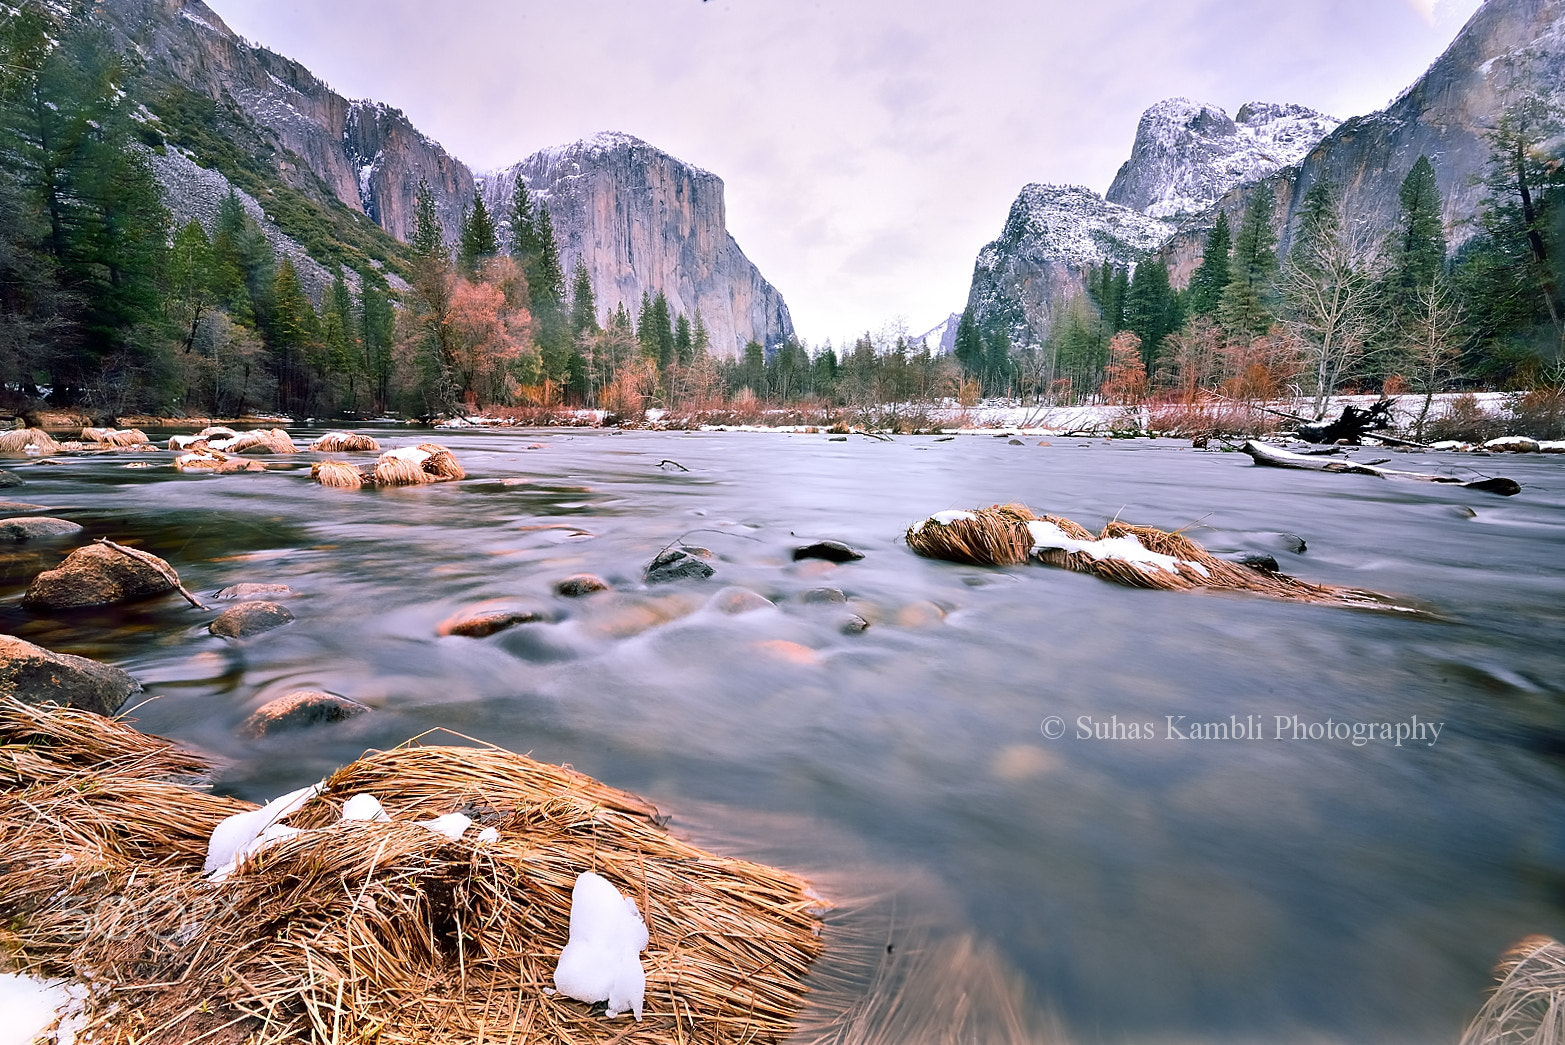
[966,184,1174,347]
[1106,98,1339,218]
[554,871,649,1020]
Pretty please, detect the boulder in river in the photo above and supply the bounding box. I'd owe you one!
[209,601,294,638]
[0,470,23,487]
[554,574,610,598]
[0,634,140,715]
[644,547,715,584]
[0,517,83,542]
[438,603,546,637]
[240,689,368,737]
[792,540,864,563]
[23,543,178,609]
[709,586,773,614]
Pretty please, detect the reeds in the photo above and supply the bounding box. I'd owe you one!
[1460,936,1565,1045]
[310,432,381,452]
[0,702,826,1045]
[310,459,365,489]
[907,504,1402,608]
[0,428,60,455]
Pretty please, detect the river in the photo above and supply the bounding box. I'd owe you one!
[3,428,1563,1044]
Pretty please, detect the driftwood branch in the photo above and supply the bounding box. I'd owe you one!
[95,538,207,609]
[1244,400,1432,449]
[656,459,689,472]
[1241,440,1520,496]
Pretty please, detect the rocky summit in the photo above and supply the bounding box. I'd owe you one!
[482,133,795,358]
[965,185,1174,347]
[1106,99,1339,219]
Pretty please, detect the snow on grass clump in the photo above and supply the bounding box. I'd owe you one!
[554,871,649,1020]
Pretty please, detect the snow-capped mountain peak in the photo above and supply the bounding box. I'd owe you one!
[1105,98,1339,218]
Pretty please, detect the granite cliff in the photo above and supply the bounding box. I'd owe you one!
[481,134,795,357]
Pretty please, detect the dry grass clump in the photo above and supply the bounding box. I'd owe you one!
[310,459,365,488]
[907,504,1401,608]
[372,443,465,486]
[228,428,299,454]
[310,431,381,452]
[1460,936,1565,1045]
[0,702,826,1045]
[0,427,61,455]
[81,427,151,447]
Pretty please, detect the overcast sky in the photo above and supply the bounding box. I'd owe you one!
[208,0,1484,347]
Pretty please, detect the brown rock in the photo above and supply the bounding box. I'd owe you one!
[240,689,368,737]
[709,586,773,614]
[802,587,847,604]
[213,583,293,600]
[0,517,84,542]
[0,634,140,715]
[209,601,295,638]
[554,574,610,598]
[23,543,178,609]
[438,606,544,638]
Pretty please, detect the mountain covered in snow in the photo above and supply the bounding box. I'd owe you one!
[480,133,794,357]
[1105,99,1339,219]
[965,185,1175,348]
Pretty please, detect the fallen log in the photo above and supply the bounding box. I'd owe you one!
[1241,440,1520,496]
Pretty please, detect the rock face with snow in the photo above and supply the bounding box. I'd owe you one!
[481,134,795,358]
[965,185,1174,347]
[1159,0,1565,282]
[1106,99,1339,219]
[97,0,474,244]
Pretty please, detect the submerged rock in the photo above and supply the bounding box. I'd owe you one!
[802,587,848,604]
[840,614,871,635]
[554,574,610,598]
[23,543,178,609]
[209,601,295,638]
[0,470,23,487]
[0,517,83,542]
[709,586,773,614]
[241,690,369,737]
[0,634,140,715]
[792,540,864,564]
[438,604,545,638]
[644,547,714,584]
[1231,553,1281,573]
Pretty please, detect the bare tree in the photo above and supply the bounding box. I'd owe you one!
[1400,277,1466,441]
[1279,204,1385,416]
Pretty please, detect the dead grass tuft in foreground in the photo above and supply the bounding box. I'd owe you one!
[0,701,826,1045]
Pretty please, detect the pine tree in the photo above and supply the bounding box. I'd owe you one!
[268,258,315,413]
[953,308,983,380]
[1290,177,1341,275]
[359,271,395,412]
[1124,261,1177,373]
[411,180,446,263]
[650,291,674,371]
[673,313,693,366]
[457,194,498,275]
[1219,190,1280,337]
[1187,211,1232,316]
[568,258,597,337]
[509,177,538,264]
[167,221,214,352]
[1392,156,1447,298]
[692,309,710,354]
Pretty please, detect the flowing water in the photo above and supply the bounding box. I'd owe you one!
[4,429,1565,1044]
